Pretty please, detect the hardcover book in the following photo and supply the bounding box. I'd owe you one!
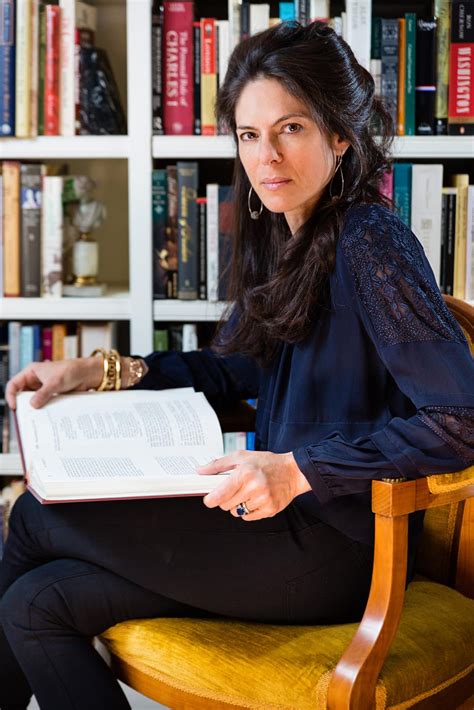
[14,388,230,504]
[448,0,474,134]
[163,1,194,135]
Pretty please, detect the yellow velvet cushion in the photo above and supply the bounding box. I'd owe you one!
[101,580,474,710]
[427,466,474,494]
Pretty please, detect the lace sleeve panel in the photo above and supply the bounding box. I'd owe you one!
[339,204,467,347]
[419,406,474,465]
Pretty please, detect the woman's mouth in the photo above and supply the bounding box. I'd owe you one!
[261,179,292,191]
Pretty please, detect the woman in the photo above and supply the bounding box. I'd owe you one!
[1,21,473,710]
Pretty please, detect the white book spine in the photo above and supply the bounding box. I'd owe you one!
[15,0,32,137]
[250,4,270,35]
[64,334,79,359]
[330,16,343,36]
[228,0,241,51]
[223,432,237,454]
[206,184,219,303]
[217,20,230,88]
[310,0,330,20]
[465,186,474,302]
[235,432,247,450]
[370,58,382,98]
[79,322,116,358]
[29,0,39,137]
[41,176,64,297]
[59,0,76,136]
[410,164,444,286]
[345,0,371,71]
[182,323,198,352]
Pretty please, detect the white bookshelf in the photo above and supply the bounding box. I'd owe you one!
[0,286,130,320]
[0,136,131,160]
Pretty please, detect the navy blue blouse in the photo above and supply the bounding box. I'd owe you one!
[136,203,474,575]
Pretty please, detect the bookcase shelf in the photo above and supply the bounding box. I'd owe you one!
[154,300,229,322]
[0,136,131,160]
[0,287,131,321]
[0,454,22,476]
[152,135,474,160]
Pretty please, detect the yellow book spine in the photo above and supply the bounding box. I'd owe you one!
[397,18,406,136]
[52,324,67,360]
[434,0,450,124]
[3,162,21,297]
[201,73,217,135]
[452,174,469,299]
[15,0,32,137]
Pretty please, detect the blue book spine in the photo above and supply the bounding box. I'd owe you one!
[393,163,412,227]
[32,324,42,362]
[246,432,256,451]
[381,18,399,131]
[20,325,34,371]
[0,0,16,136]
[279,2,295,21]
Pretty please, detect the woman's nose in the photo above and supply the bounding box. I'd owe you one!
[259,137,282,165]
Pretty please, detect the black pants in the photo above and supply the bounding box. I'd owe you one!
[0,491,373,710]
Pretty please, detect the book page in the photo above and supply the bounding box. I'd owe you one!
[16,388,224,474]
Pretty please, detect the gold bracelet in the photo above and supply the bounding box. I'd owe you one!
[91,348,122,391]
[127,357,145,388]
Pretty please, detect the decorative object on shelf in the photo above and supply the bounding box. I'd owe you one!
[63,189,107,297]
[79,47,127,135]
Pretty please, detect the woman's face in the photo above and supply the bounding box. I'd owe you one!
[235,77,349,234]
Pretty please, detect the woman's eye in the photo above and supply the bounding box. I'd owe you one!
[284,123,302,133]
[239,132,256,141]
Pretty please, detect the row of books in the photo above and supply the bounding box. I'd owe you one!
[0,161,97,298]
[0,0,119,137]
[154,0,473,137]
[153,163,233,302]
[380,167,473,300]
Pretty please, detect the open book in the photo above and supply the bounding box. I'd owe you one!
[14,387,230,504]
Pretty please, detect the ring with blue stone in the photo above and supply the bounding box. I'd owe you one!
[236,501,250,516]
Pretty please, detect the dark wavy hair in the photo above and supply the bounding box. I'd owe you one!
[211,20,394,367]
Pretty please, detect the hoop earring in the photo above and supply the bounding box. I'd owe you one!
[248,186,263,220]
[329,154,345,199]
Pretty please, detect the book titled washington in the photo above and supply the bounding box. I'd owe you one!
[14,388,230,504]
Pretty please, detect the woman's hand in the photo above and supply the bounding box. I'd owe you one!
[5,357,104,410]
[198,450,311,521]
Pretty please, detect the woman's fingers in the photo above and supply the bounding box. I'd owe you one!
[5,369,41,410]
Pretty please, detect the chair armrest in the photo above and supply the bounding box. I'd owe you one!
[327,468,474,709]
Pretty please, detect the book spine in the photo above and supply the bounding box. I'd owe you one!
[197,197,207,300]
[465,185,474,301]
[163,1,194,135]
[193,20,201,134]
[404,13,416,136]
[309,0,329,22]
[41,175,64,297]
[38,2,46,135]
[153,329,169,350]
[29,0,38,137]
[52,323,66,360]
[217,19,229,88]
[434,0,450,134]
[3,161,21,297]
[397,18,406,136]
[444,190,456,296]
[166,165,178,298]
[20,163,43,297]
[393,162,412,227]
[345,0,371,72]
[15,0,31,137]
[228,0,241,50]
[44,4,60,136]
[32,323,41,361]
[279,3,295,22]
[415,17,436,135]
[152,169,169,299]
[370,16,381,123]
[20,325,34,370]
[380,18,399,131]
[0,0,15,136]
[201,17,217,136]
[453,174,469,298]
[448,0,474,135]
[295,0,308,25]
[177,161,199,299]
[182,323,198,351]
[152,1,164,135]
[240,1,250,41]
[206,183,219,303]
[410,163,444,286]
[64,333,78,359]
[75,4,96,134]
[59,0,75,136]
[42,326,53,361]
[217,185,233,302]
[379,169,393,201]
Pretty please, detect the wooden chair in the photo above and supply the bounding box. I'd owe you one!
[100,296,474,709]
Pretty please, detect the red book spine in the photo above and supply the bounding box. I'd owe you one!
[448,0,474,135]
[42,327,53,361]
[44,5,61,136]
[200,17,216,136]
[163,1,194,135]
